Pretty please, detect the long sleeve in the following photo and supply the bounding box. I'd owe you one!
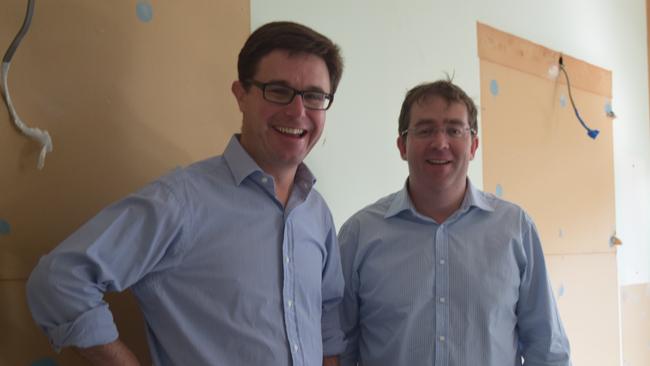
[26,179,190,351]
[516,218,571,366]
[321,214,345,357]
[337,219,361,366]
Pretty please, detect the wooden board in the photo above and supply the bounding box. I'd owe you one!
[546,253,621,366]
[0,0,248,279]
[477,22,611,97]
[1,0,249,363]
[478,24,615,255]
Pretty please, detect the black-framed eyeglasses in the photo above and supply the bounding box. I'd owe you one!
[248,80,334,110]
[401,124,476,139]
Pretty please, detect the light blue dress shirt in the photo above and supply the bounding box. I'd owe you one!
[27,135,345,365]
[338,181,571,366]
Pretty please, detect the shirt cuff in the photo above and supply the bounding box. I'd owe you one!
[47,304,119,352]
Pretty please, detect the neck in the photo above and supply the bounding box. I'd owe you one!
[408,179,468,223]
[237,136,298,207]
[272,170,296,207]
[257,164,296,207]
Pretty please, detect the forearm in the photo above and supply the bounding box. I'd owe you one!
[76,339,141,366]
[323,355,340,366]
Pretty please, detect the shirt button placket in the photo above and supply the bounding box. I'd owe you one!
[434,224,449,365]
[283,219,300,365]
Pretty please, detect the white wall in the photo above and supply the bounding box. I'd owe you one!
[251,0,650,286]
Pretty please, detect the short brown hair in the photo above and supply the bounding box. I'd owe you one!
[398,79,478,137]
[237,21,344,95]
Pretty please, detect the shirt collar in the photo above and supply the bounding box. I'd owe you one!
[385,182,414,219]
[385,178,494,220]
[223,134,316,190]
[463,179,494,213]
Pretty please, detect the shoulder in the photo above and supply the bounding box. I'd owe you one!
[338,191,400,249]
[473,189,534,226]
[152,155,229,198]
[341,192,398,230]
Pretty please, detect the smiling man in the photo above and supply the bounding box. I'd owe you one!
[338,80,571,365]
[27,22,345,366]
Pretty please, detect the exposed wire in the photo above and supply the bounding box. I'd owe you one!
[1,0,53,169]
[558,56,599,139]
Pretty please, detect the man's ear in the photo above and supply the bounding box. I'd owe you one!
[397,135,407,161]
[231,81,247,112]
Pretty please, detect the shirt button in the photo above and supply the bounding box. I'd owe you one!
[261,177,269,183]
[440,259,446,265]
[440,297,446,303]
[287,300,293,308]
[285,256,290,263]
[439,336,446,342]
[294,344,299,351]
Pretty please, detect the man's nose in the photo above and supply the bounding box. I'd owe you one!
[284,94,307,117]
[428,129,450,148]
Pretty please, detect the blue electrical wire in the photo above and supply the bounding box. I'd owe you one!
[558,58,599,139]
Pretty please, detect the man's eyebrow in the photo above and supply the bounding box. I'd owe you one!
[264,79,329,94]
[413,119,437,127]
[444,118,466,126]
[263,79,291,87]
[412,118,468,128]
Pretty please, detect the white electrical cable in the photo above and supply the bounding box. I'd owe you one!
[1,61,52,169]
[2,0,53,169]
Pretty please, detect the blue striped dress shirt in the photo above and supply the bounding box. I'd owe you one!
[27,135,345,365]
[338,181,571,366]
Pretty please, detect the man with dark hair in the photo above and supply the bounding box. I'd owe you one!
[27,21,345,366]
[338,80,571,365]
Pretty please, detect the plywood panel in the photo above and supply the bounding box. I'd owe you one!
[0,1,248,277]
[546,253,621,366]
[477,22,611,97]
[480,59,615,255]
[621,283,650,366]
[478,23,615,255]
[1,0,249,362]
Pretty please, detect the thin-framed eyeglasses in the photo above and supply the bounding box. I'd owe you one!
[400,124,476,139]
[248,80,334,110]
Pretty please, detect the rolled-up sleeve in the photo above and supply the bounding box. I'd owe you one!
[26,178,189,351]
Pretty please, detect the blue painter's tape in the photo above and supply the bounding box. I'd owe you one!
[495,184,503,198]
[136,1,153,23]
[0,219,10,235]
[489,80,499,96]
[31,358,58,366]
[559,95,567,108]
